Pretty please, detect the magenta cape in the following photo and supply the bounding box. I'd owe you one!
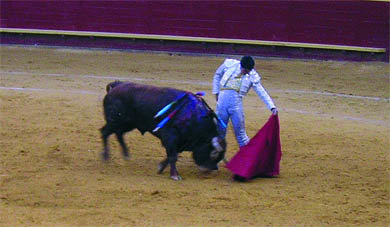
[226,115,282,179]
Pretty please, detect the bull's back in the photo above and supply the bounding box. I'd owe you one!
[103,82,186,129]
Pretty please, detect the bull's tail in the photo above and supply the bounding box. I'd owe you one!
[106,80,124,93]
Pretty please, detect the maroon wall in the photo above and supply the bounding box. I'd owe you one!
[1,0,389,60]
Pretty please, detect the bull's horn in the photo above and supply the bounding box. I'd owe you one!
[212,137,223,152]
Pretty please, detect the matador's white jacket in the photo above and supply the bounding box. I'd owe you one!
[212,59,276,110]
[212,58,276,147]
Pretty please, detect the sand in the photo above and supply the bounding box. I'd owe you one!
[0,46,389,226]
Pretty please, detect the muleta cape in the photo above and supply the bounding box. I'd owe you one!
[226,114,282,179]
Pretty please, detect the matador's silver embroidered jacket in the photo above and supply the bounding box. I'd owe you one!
[212,59,276,147]
[212,59,276,110]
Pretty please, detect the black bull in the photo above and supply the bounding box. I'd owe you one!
[101,81,227,180]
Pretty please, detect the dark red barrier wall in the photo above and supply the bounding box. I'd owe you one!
[1,0,389,59]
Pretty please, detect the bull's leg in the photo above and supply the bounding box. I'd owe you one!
[168,152,181,181]
[115,132,130,160]
[157,158,168,174]
[100,124,114,161]
[161,131,182,180]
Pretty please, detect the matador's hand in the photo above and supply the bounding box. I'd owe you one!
[271,108,278,115]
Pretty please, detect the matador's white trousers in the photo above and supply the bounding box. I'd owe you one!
[216,90,250,147]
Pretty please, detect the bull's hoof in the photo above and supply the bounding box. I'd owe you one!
[123,153,130,161]
[157,164,167,174]
[170,175,182,181]
[101,152,110,161]
[157,167,164,174]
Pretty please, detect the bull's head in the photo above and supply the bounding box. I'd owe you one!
[192,136,226,172]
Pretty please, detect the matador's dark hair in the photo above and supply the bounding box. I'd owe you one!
[240,56,255,70]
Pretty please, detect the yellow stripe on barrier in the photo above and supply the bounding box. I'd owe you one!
[0,28,387,53]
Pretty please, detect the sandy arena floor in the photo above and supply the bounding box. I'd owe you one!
[0,46,389,226]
